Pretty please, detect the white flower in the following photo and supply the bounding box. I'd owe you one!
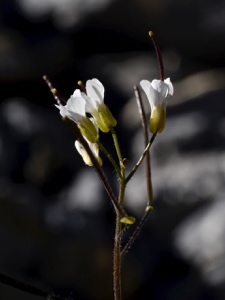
[75,140,102,167]
[74,117,102,167]
[140,78,174,133]
[56,89,98,143]
[85,78,105,110]
[84,78,117,132]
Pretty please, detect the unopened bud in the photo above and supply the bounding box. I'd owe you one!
[120,216,136,225]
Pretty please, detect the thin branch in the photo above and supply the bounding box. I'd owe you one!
[43,75,67,105]
[97,141,122,179]
[125,132,157,184]
[120,87,155,259]
[121,209,153,259]
[134,85,153,206]
[148,31,164,81]
[0,272,48,298]
[110,127,125,174]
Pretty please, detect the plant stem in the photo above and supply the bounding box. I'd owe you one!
[0,272,48,298]
[121,209,152,259]
[113,176,126,300]
[97,141,122,178]
[134,85,153,205]
[113,210,122,300]
[125,132,157,184]
[110,127,127,300]
[148,31,164,81]
[110,128,123,166]
[64,117,127,218]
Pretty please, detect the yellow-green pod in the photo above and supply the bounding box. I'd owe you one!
[150,106,166,134]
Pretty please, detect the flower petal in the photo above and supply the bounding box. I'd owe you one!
[66,94,86,119]
[151,80,168,98]
[164,78,174,96]
[55,104,68,118]
[75,139,102,166]
[140,80,158,109]
[140,80,151,96]
[75,140,93,166]
[86,79,105,105]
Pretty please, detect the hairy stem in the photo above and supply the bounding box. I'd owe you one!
[110,127,127,300]
[113,210,122,300]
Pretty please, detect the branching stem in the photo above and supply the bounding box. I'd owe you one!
[125,132,157,184]
[97,141,121,178]
[134,85,153,205]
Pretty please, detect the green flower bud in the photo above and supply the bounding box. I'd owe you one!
[78,117,99,143]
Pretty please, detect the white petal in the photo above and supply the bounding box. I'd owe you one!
[66,95,86,118]
[75,139,101,166]
[140,80,157,109]
[140,80,152,97]
[151,80,168,98]
[75,140,93,166]
[140,77,174,110]
[55,104,68,117]
[86,79,104,105]
[164,78,174,96]
[84,95,98,112]
[75,140,83,154]
[72,89,82,97]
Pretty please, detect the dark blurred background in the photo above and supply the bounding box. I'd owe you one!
[1,0,225,299]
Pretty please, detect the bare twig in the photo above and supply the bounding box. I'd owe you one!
[120,86,156,259]
[148,31,164,81]
[0,272,48,298]
[125,132,157,184]
[134,85,153,206]
[121,209,153,259]
[43,75,67,105]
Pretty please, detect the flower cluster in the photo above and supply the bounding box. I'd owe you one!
[56,76,174,165]
[54,30,174,167]
[56,78,117,166]
[45,31,175,300]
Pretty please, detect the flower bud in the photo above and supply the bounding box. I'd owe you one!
[150,106,166,134]
[120,216,136,225]
[75,140,102,167]
[78,117,99,143]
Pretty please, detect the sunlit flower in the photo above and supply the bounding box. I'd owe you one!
[84,78,117,132]
[56,89,98,143]
[140,78,174,133]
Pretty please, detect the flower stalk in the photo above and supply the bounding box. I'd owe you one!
[134,85,153,206]
[41,30,174,300]
[149,31,164,81]
[63,116,128,218]
[125,132,157,184]
[97,140,121,178]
